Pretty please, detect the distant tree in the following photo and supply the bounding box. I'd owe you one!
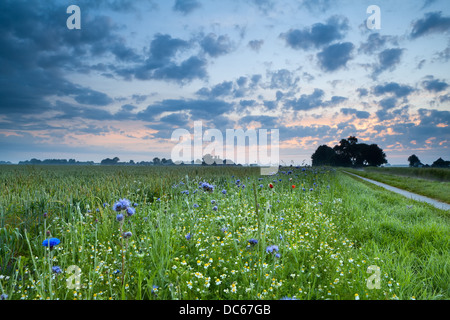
[101,157,120,165]
[432,157,450,168]
[153,157,160,165]
[408,154,422,167]
[311,145,335,166]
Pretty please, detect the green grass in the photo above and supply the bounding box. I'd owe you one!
[0,165,448,300]
[343,167,450,204]
[361,167,450,182]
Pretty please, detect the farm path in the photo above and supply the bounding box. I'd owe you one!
[342,171,450,211]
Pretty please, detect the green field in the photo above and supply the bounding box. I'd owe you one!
[0,165,448,300]
[343,167,450,204]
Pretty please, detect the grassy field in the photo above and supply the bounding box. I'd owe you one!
[343,167,450,204]
[0,165,448,300]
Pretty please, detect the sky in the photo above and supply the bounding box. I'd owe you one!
[0,0,449,165]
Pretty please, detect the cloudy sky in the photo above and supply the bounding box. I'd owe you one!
[1,0,449,165]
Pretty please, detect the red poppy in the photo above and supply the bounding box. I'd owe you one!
[269,183,274,189]
[292,185,295,189]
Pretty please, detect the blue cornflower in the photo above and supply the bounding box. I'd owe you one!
[201,182,214,192]
[266,245,279,254]
[52,266,62,274]
[259,184,263,188]
[193,203,199,208]
[185,233,192,240]
[221,227,228,232]
[212,206,218,211]
[116,213,124,222]
[122,231,132,239]
[113,198,130,212]
[151,285,159,295]
[275,253,281,258]
[248,238,258,246]
[42,238,60,248]
[103,202,109,208]
[126,207,135,216]
[0,294,8,300]
[222,189,227,195]
[211,200,216,204]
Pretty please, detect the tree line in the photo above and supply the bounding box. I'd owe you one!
[407,154,450,168]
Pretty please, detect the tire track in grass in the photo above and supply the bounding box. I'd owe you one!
[342,171,450,212]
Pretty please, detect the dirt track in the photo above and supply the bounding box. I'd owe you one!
[343,171,450,211]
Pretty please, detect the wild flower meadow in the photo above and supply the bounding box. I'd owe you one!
[0,165,448,300]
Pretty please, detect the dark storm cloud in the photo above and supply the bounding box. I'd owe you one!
[199,33,235,58]
[280,16,349,51]
[286,89,347,111]
[115,33,208,83]
[159,112,191,127]
[317,42,354,72]
[74,90,114,106]
[196,81,234,98]
[358,33,398,55]
[356,88,369,97]
[373,82,415,98]
[371,48,404,78]
[378,97,398,110]
[173,0,201,15]
[341,108,371,119]
[410,11,450,39]
[137,99,234,122]
[196,75,262,100]
[384,108,450,148]
[0,0,137,123]
[422,77,449,92]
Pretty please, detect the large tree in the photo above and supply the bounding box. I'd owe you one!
[407,154,422,167]
[311,145,336,166]
[311,137,387,167]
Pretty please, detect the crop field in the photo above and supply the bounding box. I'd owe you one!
[0,165,448,301]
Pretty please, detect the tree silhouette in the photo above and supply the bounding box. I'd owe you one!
[312,137,387,167]
[407,154,422,167]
